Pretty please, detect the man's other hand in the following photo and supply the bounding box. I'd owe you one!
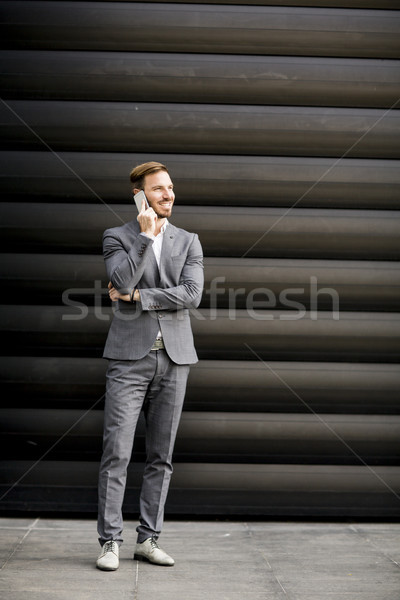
[108,281,130,302]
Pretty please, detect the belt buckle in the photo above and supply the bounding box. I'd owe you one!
[151,338,165,351]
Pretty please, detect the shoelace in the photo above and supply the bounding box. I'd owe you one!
[149,537,160,550]
[104,540,117,554]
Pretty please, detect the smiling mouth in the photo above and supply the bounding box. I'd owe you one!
[154,201,173,217]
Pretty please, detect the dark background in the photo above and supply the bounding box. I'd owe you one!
[0,0,400,516]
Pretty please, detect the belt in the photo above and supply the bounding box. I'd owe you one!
[151,337,165,351]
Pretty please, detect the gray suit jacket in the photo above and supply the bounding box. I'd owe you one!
[102,219,204,364]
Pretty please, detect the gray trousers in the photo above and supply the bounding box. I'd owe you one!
[97,350,190,546]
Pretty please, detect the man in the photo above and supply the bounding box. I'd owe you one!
[96,161,204,570]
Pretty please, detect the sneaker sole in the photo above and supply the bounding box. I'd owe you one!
[133,554,174,566]
[96,562,119,571]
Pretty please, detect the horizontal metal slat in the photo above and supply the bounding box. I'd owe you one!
[2,101,399,158]
[2,151,399,209]
[192,309,400,362]
[188,361,400,413]
[2,51,400,108]
[0,306,399,362]
[1,357,399,414]
[1,461,399,516]
[9,459,390,491]
[5,409,400,441]
[140,1,400,6]
[2,3,399,57]
[203,257,400,311]
[2,409,399,464]
[1,253,399,311]
[2,203,399,259]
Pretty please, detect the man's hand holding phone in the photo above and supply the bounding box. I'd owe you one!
[134,190,157,237]
[133,190,148,212]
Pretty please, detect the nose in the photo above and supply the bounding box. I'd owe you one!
[163,189,174,200]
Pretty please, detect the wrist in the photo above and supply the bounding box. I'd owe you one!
[141,231,155,240]
[131,289,140,302]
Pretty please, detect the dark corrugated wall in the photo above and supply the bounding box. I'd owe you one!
[0,1,400,516]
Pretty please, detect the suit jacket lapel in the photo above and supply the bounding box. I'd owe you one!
[159,224,176,282]
[132,221,160,287]
[148,243,160,285]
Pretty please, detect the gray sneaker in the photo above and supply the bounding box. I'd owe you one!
[134,536,174,566]
[96,540,119,571]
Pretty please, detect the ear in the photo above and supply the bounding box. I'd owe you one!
[133,188,141,195]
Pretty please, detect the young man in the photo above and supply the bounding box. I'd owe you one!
[96,161,204,569]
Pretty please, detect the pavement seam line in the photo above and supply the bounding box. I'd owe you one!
[349,524,400,570]
[133,560,139,600]
[245,522,289,597]
[258,548,288,597]
[0,517,40,571]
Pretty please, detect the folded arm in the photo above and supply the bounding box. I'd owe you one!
[103,229,154,295]
[140,234,204,310]
[105,230,204,310]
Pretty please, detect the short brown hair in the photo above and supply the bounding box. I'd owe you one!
[130,161,169,190]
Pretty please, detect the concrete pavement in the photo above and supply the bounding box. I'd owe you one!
[0,517,399,599]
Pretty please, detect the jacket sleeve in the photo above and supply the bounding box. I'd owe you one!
[139,234,204,310]
[103,229,154,295]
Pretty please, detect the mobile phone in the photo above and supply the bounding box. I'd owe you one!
[133,190,148,212]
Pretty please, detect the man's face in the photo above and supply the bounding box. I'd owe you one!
[142,170,175,219]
